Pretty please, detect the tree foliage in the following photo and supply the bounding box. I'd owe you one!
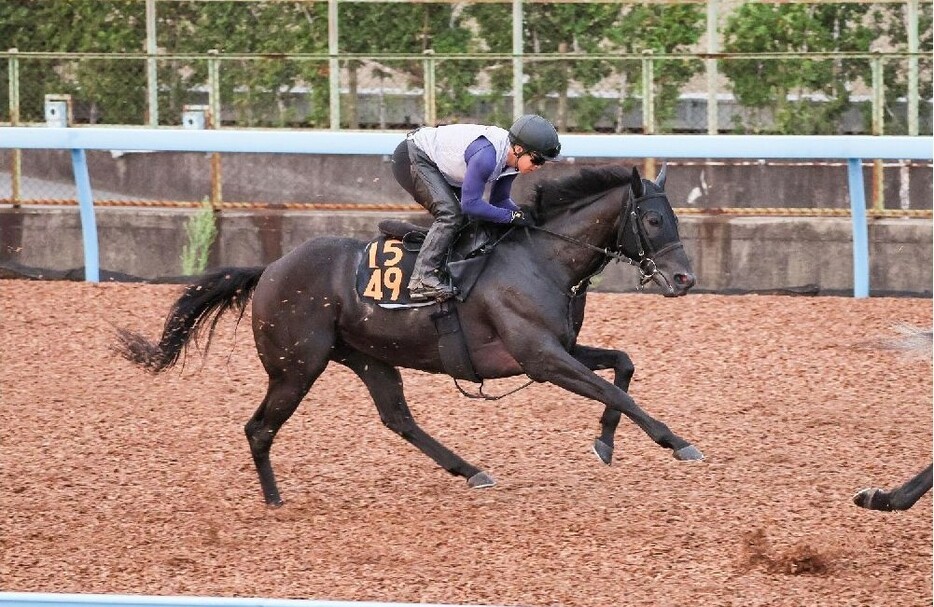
[0,0,927,134]
[720,2,923,134]
[0,0,146,123]
[872,1,933,134]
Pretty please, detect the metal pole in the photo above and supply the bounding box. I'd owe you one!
[907,0,919,136]
[642,50,655,177]
[8,48,21,206]
[423,50,436,126]
[207,50,222,208]
[71,149,100,283]
[208,49,221,128]
[705,0,719,134]
[145,0,158,126]
[871,52,884,211]
[512,0,524,120]
[847,158,869,298]
[328,0,340,130]
[642,50,654,135]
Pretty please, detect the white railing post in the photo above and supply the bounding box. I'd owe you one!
[145,0,159,127]
[512,0,524,120]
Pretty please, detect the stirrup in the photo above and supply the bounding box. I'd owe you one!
[409,284,457,302]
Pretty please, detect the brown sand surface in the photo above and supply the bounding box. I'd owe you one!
[1,280,931,606]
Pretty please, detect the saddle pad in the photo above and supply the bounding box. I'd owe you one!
[355,235,434,309]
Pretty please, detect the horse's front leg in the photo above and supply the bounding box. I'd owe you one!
[570,345,634,465]
[854,464,933,511]
[524,339,703,461]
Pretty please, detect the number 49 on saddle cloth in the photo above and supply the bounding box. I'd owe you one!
[355,235,434,309]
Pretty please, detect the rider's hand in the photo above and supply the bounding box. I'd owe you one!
[510,210,535,227]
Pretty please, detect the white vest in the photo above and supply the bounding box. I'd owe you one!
[411,124,517,187]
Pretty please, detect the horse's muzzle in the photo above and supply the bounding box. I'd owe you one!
[666,272,696,296]
[674,272,695,290]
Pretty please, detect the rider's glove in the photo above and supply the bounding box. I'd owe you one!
[509,210,535,227]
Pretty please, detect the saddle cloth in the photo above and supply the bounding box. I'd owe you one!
[355,233,434,309]
[354,220,497,309]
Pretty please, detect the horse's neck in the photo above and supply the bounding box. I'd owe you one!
[537,190,623,288]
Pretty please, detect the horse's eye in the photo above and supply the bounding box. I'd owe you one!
[645,213,662,227]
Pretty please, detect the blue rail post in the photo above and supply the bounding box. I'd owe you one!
[846,158,869,298]
[70,148,99,283]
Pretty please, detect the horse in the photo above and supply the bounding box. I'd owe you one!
[853,465,933,512]
[116,163,703,506]
[853,326,932,512]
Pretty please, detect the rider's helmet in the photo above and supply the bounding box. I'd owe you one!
[508,114,561,161]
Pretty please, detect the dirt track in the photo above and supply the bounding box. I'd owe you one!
[1,280,931,606]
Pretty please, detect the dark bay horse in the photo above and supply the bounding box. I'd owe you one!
[853,465,932,512]
[117,164,703,506]
[853,326,932,512]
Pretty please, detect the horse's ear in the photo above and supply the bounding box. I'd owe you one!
[631,166,644,198]
[655,163,668,190]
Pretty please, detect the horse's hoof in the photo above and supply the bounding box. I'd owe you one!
[673,445,704,461]
[592,438,613,465]
[853,488,892,511]
[853,488,877,509]
[467,471,496,489]
[266,498,285,508]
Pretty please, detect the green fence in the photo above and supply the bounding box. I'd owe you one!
[1,0,931,135]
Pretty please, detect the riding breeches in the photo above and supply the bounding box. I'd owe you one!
[392,139,462,222]
[392,139,463,284]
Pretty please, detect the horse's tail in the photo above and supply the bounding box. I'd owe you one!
[115,266,266,372]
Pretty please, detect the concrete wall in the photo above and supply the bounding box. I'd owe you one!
[2,206,929,296]
[5,150,932,212]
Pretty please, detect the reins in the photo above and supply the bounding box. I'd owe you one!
[453,377,535,400]
[529,224,638,266]
[526,189,675,295]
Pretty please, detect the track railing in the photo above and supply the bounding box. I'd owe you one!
[0,592,490,607]
[1,127,931,297]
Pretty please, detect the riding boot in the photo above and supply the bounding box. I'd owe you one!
[409,222,457,301]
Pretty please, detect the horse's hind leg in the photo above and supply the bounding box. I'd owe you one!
[854,463,933,511]
[336,349,494,488]
[570,345,634,465]
[245,368,321,506]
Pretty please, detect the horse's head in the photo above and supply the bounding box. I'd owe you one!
[618,165,695,297]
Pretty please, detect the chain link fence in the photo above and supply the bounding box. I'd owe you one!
[0,0,931,211]
[3,52,931,133]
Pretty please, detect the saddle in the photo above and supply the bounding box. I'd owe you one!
[354,219,501,309]
[354,219,501,384]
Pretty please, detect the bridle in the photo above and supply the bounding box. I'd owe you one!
[528,184,682,295]
[455,181,679,401]
[616,191,685,294]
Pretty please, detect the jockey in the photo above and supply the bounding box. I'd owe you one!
[391,114,562,302]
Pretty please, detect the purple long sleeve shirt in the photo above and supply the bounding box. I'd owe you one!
[459,137,520,224]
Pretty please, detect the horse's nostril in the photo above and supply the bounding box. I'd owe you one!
[675,273,696,289]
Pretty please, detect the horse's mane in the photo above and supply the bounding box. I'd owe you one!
[523,165,633,221]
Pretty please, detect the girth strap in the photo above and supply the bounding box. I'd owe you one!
[430,301,481,383]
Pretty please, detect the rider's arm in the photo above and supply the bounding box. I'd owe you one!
[460,138,514,224]
[488,174,519,212]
